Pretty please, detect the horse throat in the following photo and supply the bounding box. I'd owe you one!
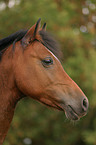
[0,92,15,145]
[0,54,22,144]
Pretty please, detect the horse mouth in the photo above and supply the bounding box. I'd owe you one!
[40,100,81,121]
[55,104,79,120]
[64,105,80,121]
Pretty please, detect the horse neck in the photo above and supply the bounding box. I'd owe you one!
[0,47,21,144]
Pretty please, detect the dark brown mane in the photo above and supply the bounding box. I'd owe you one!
[0,30,27,60]
[0,29,61,60]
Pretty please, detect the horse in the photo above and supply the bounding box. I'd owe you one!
[0,18,89,144]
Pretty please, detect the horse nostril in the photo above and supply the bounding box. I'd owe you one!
[83,98,87,107]
[82,98,88,112]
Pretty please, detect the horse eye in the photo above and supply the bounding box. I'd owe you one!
[42,57,53,67]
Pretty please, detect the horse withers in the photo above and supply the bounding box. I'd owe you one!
[0,19,89,144]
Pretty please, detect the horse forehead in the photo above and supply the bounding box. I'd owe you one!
[32,41,59,61]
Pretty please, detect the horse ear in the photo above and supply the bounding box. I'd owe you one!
[22,18,41,47]
[34,18,41,36]
[42,23,46,31]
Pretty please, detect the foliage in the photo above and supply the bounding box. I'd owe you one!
[0,0,96,144]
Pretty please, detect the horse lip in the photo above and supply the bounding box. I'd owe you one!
[68,105,87,117]
[65,105,80,120]
[68,105,79,116]
[54,101,87,120]
[55,103,79,120]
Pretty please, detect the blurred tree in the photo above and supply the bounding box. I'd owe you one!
[0,0,96,145]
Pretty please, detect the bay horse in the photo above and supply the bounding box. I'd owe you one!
[0,19,88,144]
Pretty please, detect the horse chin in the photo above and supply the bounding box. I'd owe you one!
[65,110,79,121]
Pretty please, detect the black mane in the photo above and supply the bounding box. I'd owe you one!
[0,30,27,58]
[0,29,61,60]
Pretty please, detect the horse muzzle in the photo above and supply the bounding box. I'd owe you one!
[64,96,89,121]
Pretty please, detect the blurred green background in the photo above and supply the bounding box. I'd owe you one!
[0,0,96,144]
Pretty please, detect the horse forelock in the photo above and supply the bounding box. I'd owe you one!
[39,30,62,59]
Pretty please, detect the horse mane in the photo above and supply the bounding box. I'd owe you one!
[39,31,61,59]
[0,29,61,60]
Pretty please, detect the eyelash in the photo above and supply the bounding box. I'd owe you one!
[42,57,53,67]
